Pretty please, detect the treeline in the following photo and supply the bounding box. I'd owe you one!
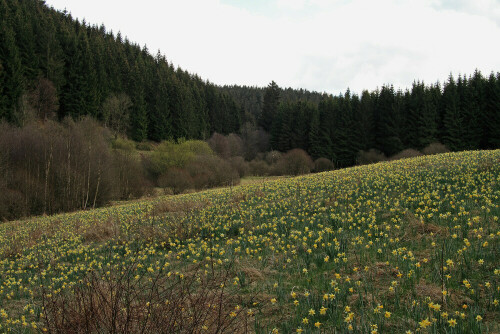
[253,73,500,167]
[0,0,242,140]
[220,84,328,125]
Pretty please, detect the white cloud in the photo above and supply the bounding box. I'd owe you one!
[45,0,500,94]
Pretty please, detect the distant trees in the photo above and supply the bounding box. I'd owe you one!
[0,0,241,142]
[0,118,150,221]
[239,72,499,169]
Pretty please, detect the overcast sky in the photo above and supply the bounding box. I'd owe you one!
[45,0,500,95]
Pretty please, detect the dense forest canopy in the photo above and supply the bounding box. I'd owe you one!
[1,0,499,166]
[0,0,242,141]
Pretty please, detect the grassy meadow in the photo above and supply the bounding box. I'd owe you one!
[0,150,499,333]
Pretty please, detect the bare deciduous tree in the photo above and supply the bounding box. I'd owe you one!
[30,77,59,122]
[102,93,131,138]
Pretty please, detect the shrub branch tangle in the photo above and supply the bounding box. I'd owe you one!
[0,119,149,220]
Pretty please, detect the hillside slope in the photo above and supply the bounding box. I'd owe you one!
[0,0,241,140]
[0,150,499,332]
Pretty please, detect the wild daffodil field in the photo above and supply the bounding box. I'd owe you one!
[0,150,499,333]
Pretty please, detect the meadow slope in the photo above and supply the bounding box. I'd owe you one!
[0,150,499,333]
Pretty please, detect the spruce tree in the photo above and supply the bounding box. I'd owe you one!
[259,81,280,132]
[485,73,500,147]
[308,108,322,159]
[442,75,464,150]
[0,18,24,122]
[375,86,403,156]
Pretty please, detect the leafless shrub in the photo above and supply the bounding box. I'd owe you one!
[357,149,387,165]
[265,150,282,165]
[113,150,152,200]
[228,156,249,178]
[272,149,313,176]
[208,132,230,159]
[186,155,239,189]
[158,168,194,194]
[39,260,253,333]
[421,142,450,155]
[390,148,423,161]
[30,77,59,122]
[101,93,131,138]
[248,159,270,176]
[313,158,334,172]
[227,133,244,157]
[0,118,149,220]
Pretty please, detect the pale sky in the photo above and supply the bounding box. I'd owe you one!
[45,0,500,95]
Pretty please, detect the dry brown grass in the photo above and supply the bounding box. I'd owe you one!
[402,212,448,241]
[82,217,119,243]
[153,199,211,214]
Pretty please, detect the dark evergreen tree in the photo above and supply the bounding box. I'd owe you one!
[0,18,24,122]
[259,81,280,132]
[129,61,148,141]
[485,73,500,147]
[441,75,464,150]
[330,90,360,167]
[356,90,376,151]
[316,98,334,160]
[308,108,322,159]
[461,74,482,149]
[375,86,404,156]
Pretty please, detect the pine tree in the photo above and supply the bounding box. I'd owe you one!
[316,99,334,160]
[0,16,24,122]
[418,84,439,148]
[129,61,148,141]
[442,75,464,150]
[356,90,375,151]
[461,74,482,149]
[308,108,322,159]
[485,73,500,148]
[275,103,293,152]
[375,86,403,156]
[259,81,280,132]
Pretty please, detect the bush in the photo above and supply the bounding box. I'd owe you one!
[148,140,214,179]
[186,155,239,189]
[421,142,450,155]
[273,149,313,176]
[390,148,423,161]
[265,151,282,165]
[357,149,387,165]
[227,134,244,157]
[248,159,270,176]
[112,151,152,199]
[229,156,249,178]
[0,118,151,221]
[207,132,230,158]
[313,158,334,172]
[136,141,153,151]
[158,168,193,194]
[111,137,136,151]
[0,189,25,222]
